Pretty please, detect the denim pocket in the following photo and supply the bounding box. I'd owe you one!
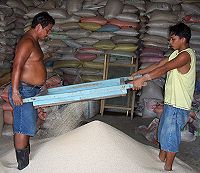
[20,85,40,99]
[177,109,189,130]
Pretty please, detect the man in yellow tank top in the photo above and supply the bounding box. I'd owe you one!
[131,23,196,171]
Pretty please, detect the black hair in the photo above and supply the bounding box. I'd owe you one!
[31,11,55,29]
[169,22,191,43]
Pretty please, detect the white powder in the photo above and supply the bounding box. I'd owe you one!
[0,121,197,173]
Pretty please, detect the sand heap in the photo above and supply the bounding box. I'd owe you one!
[0,121,197,173]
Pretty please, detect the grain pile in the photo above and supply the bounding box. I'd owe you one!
[0,121,197,173]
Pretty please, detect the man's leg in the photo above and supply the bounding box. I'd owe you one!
[159,149,166,162]
[14,133,29,149]
[164,152,176,171]
[14,133,30,170]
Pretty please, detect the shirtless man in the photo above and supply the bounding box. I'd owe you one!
[9,12,55,170]
[131,23,195,171]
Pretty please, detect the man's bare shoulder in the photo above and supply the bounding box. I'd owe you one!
[177,51,191,62]
[16,33,35,49]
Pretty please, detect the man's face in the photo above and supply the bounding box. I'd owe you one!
[169,34,183,50]
[38,24,53,40]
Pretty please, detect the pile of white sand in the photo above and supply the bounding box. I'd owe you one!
[0,121,197,173]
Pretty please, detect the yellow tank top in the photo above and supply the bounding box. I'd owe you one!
[164,48,196,110]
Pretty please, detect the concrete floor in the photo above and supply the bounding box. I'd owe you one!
[90,113,200,172]
[0,113,199,172]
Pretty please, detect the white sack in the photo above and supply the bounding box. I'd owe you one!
[104,0,123,19]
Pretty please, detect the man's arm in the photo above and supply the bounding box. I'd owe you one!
[12,39,33,105]
[132,51,191,90]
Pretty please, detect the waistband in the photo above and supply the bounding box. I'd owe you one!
[20,82,43,89]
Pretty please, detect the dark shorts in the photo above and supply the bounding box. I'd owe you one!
[9,83,42,136]
[158,104,189,153]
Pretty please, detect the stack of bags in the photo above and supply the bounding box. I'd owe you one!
[181,0,200,135]
[0,0,32,133]
[0,0,47,88]
[141,0,181,64]
[137,0,182,118]
[23,0,141,84]
[0,2,17,87]
[181,1,200,72]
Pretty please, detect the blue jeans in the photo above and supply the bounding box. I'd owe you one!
[9,83,41,136]
[158,104,189,153]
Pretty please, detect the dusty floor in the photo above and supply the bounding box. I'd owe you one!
[0,113,199,172]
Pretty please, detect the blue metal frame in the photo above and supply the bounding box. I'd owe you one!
[23,77,133,106]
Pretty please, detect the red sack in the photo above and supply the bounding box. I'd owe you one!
[80,17,107,25]
[2,102,13,111]
[46,75,62,88]
[0,85,9,102]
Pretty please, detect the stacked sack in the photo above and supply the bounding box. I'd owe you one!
[0,0,44,88]
[181,1,200,72]
[141,0,181,63]
[0,3,14,87]
[181,0,200,132]
[0,1,37,125]
[136,0,182,118]
[24,0,141,85]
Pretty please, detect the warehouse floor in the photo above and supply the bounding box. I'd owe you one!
[0,112,199,172]
[90,113,200,172]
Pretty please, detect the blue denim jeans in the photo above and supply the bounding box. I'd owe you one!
[9,83,41,136]
[158,104,189,153]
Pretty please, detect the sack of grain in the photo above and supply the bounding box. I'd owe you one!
[83,61,104,70]
[53,60,81,70]
[104,0,123,19]
[6,0,27,12]
[113,44,138,52]
[93,40,115,50]
[181,3,200,15]
[89,31,114,40]
[47,8,68,19]
[142,34,168,45]
[79,22,101,31]
[96,24,120,32]
[74,10,97,17]
[66,0,84,15]
[37,0,55,9]
[146,27,169,38]
[147,20,175,28]
[60,22,80,31]
[123,5,139,13]
[46,39,67,48]
[80,16,107,25]
[112,35,138,44]
[65,29,91,39]
[109,18,140,29]
[140,56,164,63]
[78,47,104,54]
[146,2,172,13]
[149,10,178,22]
[75,53,97,61]
[140,47,164,58]
[114,28,139,37]
[116,13,140,22]
[76,37,99,46]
